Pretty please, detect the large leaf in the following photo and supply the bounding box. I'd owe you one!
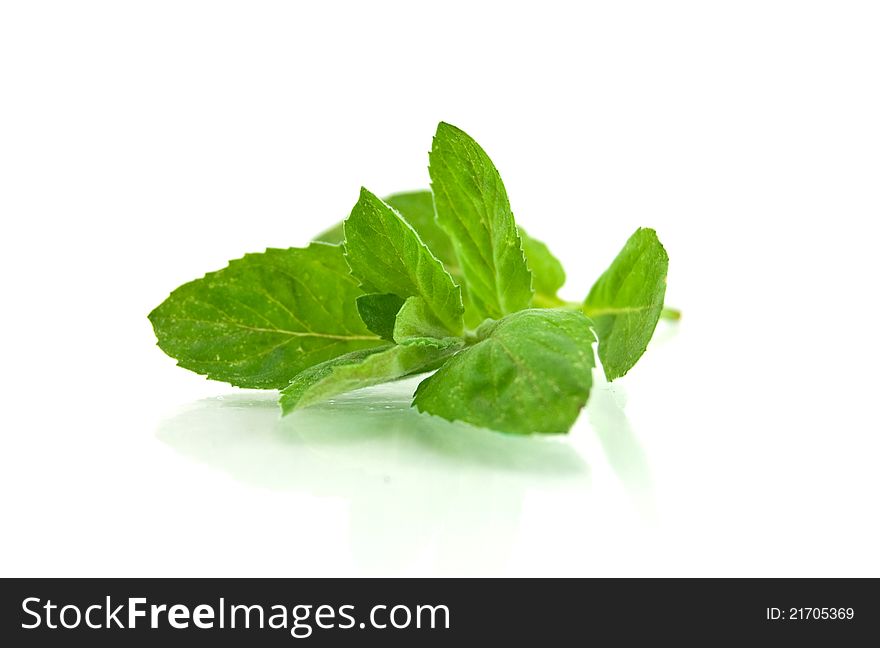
[428,122,533,321]
[343,187,464,337]
[413,309,595,434]
[583,228,668,380]
[148,243,382,388]
[280,337,461,414]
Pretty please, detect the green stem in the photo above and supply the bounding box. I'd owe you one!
[465,301,681,341]
[660,307,682,321]
[562,300,682,321]
[462,329,482,346]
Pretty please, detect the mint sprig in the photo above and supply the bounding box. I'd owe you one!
[150,122,677,435]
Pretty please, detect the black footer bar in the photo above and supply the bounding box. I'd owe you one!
[1,578,876,645]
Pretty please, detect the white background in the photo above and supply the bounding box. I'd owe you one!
[2,1,879,577]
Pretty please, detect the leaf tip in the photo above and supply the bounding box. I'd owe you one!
[147,304,160,325]
[433,121,470,150]
[435,120,456,135]
[278,391,299,417]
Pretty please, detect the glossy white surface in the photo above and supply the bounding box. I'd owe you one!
[2,1,878,577]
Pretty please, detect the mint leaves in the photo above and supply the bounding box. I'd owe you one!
[429,122,534,323]
[150,122,676,435]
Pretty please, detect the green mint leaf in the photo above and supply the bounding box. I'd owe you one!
[385,191,458,266]
[392,296,455,342]
[280,337,461,414]
[315,191,461,282]
[520,226,566,307]
[343,187,464,337]
[413,309,595,434]
[583,227,669,380]
[363,192,477,333]
[429,122,533,322]
[355,293,405,341]
[313,191,453,259]
[148,242,382,389]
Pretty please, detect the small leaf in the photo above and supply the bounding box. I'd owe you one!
[356,293,405,341]
[393,296,453,342]
[429,122,533,321]
[280,337,461,414]
[344,187,464,337]
[148,243,383,389]
[314,191,455,265]
[520,226,566,307]
[583,227,668,380]
[413,309,596,434]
